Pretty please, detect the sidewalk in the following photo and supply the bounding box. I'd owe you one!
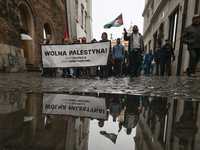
[0,72,200,100]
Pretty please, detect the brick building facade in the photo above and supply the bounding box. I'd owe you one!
[0,0,67,72]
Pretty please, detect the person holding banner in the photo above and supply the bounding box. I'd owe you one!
[61,38,68,77]
[99,32,111,79]
[41,34,54,77]
[72,36,81,78]
[67,38,75,78]
[90,39,98,78]
[61,38,75,78]
[81,37,89,78]
[124,25,145,77]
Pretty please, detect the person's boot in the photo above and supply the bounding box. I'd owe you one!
[186,68,190,77]
[190,73,196,77]
[168,73,172,76]
[160,73,164,76]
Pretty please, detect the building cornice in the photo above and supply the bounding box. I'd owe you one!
[142,0,152,16]
[143,0,167,37]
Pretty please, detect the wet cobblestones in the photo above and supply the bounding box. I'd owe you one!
[0,72,200,100]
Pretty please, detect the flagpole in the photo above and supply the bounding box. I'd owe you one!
[122,13,125,30]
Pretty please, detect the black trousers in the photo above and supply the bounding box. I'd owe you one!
[156,62,161,75]
[100,66,108,78]
[188,48,200,74]
[114,59,122,75]
[129,51,141,76]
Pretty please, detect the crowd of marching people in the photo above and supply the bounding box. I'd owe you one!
[41,27,175,78]
[41,32,174,78]
[42,25,175,79]
[41,14,200,78]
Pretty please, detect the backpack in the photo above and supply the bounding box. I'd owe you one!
[163,45,171,57]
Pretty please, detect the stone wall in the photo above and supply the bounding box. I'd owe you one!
[0,92,27,114]
[0,43,26,73]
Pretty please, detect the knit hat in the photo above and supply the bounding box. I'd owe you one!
[82,37,86,41]
[192,14,200,19]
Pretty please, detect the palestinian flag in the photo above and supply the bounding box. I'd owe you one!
[100,131,118,144]
[104,13,123,29]
[63,27,69,43]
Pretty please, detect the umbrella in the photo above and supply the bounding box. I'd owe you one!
[21,34,33,40]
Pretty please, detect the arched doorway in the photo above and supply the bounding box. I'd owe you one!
[18,2,35,65]
[43,21,55,43]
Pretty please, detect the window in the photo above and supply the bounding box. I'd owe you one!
[195,0,200,14]
[43,28,46,40]
[148,40,151,52]
[145,45,147,53]
[151,0,154,14]
[43,21,54,42]
[75,0,78,20]
[158,23,164,47]
[85,11,87,30]
[147,9,149,19]
[169,8,179,49]
[153,32,157,54]
[81,4,84,27]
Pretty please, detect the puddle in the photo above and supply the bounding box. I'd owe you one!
[0,92,199,150]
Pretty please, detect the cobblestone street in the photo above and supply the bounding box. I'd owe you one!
[1,72,200,100]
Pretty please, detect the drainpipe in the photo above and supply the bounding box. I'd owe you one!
[176,0,188,76]
[65,0,69,38]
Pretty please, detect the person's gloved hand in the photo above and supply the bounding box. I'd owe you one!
[173,56,175,61]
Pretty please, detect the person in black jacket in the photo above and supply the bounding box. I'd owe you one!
[99,32,111,79]
[155,46,162,76]
[123,50,129,76]
[181,14,200,77]
[160,39,175,76]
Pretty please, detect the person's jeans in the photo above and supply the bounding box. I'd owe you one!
[69,68,74,75]
[129,51,141,75]
[151,63,156,74]
[188,48,200,74]
[147,62,151,74]
[161,57,171,74]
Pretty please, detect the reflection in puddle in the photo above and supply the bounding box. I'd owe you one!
[0,92,199,150]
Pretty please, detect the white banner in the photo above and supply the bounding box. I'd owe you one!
[42,93,107,120]
[41,42,110,68]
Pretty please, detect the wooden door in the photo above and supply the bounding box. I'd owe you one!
[23,40,30,64]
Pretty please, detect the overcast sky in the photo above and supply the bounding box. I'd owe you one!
[89,116,136,150]
[92,0,145,41]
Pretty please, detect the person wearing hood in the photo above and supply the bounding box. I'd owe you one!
[181,14,200,77]
[112,38,125,78]
[145,49,154,75]
[160,39,175,76]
